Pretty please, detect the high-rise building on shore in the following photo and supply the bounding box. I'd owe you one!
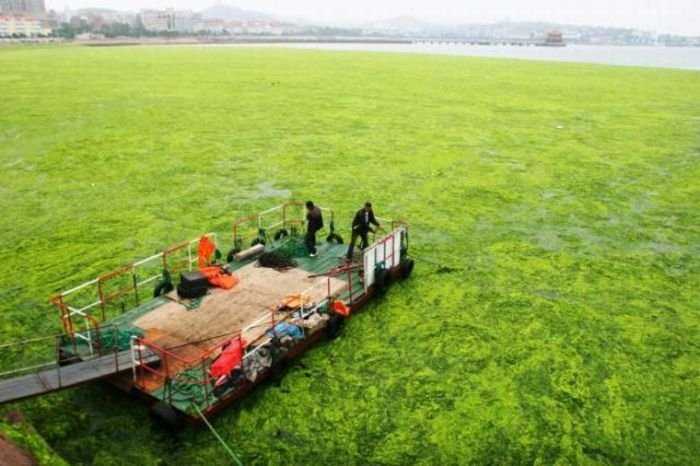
[140,9,202,33]
[0,0,46,15]
[0,0,54,36]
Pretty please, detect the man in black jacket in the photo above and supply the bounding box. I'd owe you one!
[346,202,380,262]
[305,201,323,257]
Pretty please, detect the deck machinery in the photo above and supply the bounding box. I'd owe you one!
[0,202,414,424]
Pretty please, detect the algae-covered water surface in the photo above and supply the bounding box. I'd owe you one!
[0,46,698,465]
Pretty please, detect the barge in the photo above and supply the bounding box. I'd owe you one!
[0,202,414,425]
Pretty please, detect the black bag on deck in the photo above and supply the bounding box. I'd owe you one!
[177,271,209,299]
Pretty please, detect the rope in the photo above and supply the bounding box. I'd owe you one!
[256,251,297,271]
[168,368,210,405]
[185,297,204,311]
[97,328,143,351]
[193,404,244,466]
[273,235,307,258]
[165,294,205,311]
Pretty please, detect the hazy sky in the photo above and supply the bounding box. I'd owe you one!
[44,0,700,35]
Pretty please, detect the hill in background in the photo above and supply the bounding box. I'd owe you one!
[201,4,274,21]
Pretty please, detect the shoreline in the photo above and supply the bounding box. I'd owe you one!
[2,36,700,48]
[0,37,698,71]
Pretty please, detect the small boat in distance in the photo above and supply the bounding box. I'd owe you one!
[537,30,566,47]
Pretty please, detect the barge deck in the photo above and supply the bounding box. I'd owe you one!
[0,202,413,423]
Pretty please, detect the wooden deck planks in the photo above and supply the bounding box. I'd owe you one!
[133,261,348,347]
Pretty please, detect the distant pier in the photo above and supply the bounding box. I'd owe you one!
[413,38,541,46]
[1,36,565,48]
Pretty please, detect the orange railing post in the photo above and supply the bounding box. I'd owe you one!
[163,241,190,272]
[233,214,259,250]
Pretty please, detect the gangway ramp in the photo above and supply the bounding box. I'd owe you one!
[0,350,159,405]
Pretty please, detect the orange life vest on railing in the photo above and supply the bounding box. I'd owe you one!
[198,236,239,290]
[198,235,217,269]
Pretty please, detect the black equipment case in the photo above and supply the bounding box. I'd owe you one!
[177,270,209,299]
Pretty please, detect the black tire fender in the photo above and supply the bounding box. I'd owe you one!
[326,233,344,244]
[153,282,174,298]
[274,229,289,241]
[271,359,289,385]
[327,314,346,339]
[374,267,391,293]
[400,258,415,279]
[150,401,185,432]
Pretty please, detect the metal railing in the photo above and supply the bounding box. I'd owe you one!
[128,273,350,410]
[362,226,406,291]
[50,233,218,337]
[43,203,409,410]
[0,335,59,381]
[233,201,338,250]
[0,326,152,405]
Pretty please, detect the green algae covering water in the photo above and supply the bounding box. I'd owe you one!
[0,46,698,465]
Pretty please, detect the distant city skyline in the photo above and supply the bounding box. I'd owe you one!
[1,0,46,13]
[41,0,700,36]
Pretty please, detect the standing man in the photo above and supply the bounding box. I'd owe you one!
[346,202,381,262]
[305,201,323,257]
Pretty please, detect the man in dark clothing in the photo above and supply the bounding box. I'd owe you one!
[346,202,381,262]
[305,201,323,257]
